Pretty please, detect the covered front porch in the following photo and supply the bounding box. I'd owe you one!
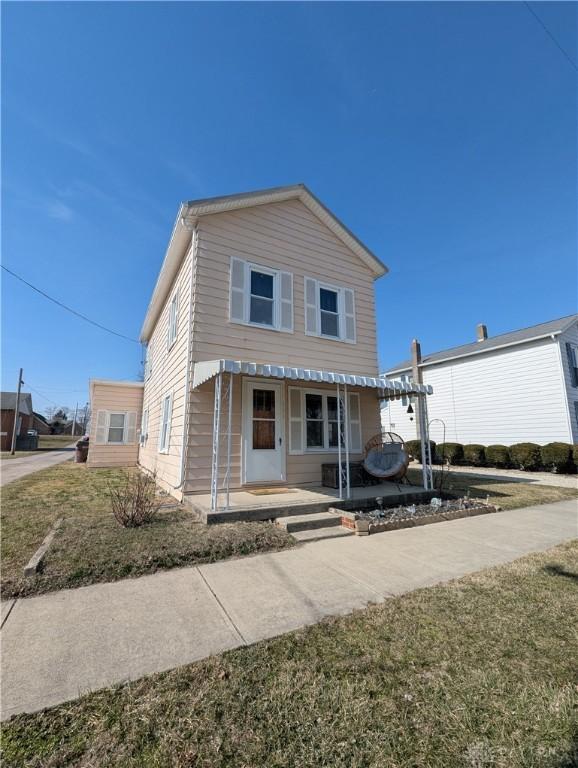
[188,359,434,514]
[186,478,435,524]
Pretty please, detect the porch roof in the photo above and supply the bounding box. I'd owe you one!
[192,358,433,396]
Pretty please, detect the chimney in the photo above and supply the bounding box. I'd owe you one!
[476,324,488,342]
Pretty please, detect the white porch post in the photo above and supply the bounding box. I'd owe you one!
[418,393,430,490]
[344,383,351,499]
[224,372,233,510]
[210,371,222,511]
[337,382,343,500]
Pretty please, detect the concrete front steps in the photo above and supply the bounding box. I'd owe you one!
[275,510,353,542]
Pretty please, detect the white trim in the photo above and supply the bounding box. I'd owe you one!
[304,277,356,345]
[386,332,571,375]
[241,378,286,484]
[107,411,127,445]
[230,258,292,334]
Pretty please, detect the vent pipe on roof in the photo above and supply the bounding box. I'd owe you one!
[476,324,488,342]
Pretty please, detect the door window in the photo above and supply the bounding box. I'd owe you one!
[252,389,276,449]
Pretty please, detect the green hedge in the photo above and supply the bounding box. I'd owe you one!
[573,445,578,468]
[436,443,464,465]
[485,445,511,468]
[509,443,541,471]
[540,443,573,473]
[405,439,437,463]
[463,444,485,466]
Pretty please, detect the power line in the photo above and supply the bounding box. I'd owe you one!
[24,383,59,407]
[2,265,141,344]
[524,1,578,73]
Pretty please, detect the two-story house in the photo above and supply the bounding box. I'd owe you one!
[89,185,431,511]
[383,315,578,446]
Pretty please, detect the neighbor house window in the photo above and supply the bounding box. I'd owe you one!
[158,394,172,453]
[167,293,178,348]
[108,413,126,444]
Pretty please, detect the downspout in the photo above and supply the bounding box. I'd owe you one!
[175,218,198,490]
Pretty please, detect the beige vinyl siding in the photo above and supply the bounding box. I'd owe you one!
[558,321,578,442]
[191,199,379,374]
[138,243,194,498]
[385,337,572,445]
[88,382,143,467]
[184,378,380,494]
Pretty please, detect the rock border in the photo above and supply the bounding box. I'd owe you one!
[330,505,498,537]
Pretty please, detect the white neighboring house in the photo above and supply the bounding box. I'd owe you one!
[382,315,578,446]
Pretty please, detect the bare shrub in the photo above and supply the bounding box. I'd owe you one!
[108,470,161,527]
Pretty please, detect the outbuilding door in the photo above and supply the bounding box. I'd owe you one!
[242,380,285,484]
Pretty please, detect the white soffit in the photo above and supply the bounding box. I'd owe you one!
[192,359,433,396]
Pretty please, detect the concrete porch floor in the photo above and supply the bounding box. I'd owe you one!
[185,480,434,524]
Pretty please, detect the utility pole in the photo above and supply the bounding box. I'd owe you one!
[10,368,23,455]
[411,339,423,440]
[71,402,78,437]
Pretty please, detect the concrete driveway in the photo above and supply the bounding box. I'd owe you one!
[0,446,75,486]
[1,498,576,720]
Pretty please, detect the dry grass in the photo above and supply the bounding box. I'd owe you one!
[1,463,294,599]
[406,467,578,509]
[2,542,577,767]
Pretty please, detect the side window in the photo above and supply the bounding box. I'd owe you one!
[140,408,149,446]
[107,413,126,444]
[167,293,178,349]
[566,343,578,388]
[158,394,172,453]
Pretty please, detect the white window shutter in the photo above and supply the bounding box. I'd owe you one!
[230,257,247,323]
[288,387,303,454]
[342,288,356,343]
[348,393,362,452]
[125,412,137,444]
[95,410,108,444]
[304,277,319,336]
[278,271,293,332]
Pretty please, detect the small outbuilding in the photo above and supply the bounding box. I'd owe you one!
[87,380,144,468]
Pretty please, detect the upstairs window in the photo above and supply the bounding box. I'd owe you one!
[319,287,339,338]
[249,268,275,327]
[167,292,178,349]
[229,257,293,333]
[304,277,356,343]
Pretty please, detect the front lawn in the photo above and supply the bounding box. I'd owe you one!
[1,463,294,599]
[407,466,578,509]
[3,541,577,767]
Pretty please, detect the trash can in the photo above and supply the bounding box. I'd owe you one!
[75,438,89,463]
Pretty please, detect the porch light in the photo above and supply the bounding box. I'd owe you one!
[406,404,414,415]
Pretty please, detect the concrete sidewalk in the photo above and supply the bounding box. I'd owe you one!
[0,446,75,487]
[1,499,576,720]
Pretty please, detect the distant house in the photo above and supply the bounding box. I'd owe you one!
[32,412,51,435]
[0,392,34,451]
[383,315,578,446]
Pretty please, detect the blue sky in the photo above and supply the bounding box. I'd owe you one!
[2,1,576,413]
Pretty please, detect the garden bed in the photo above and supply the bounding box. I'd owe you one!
[335,497,498,536]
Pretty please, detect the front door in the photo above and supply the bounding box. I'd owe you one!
[242,380,285,484]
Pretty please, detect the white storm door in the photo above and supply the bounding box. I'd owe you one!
[242,381,285,483]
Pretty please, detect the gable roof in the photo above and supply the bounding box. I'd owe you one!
[0,392,33,415]
[385,314,578,375]
[140,184,388,342]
